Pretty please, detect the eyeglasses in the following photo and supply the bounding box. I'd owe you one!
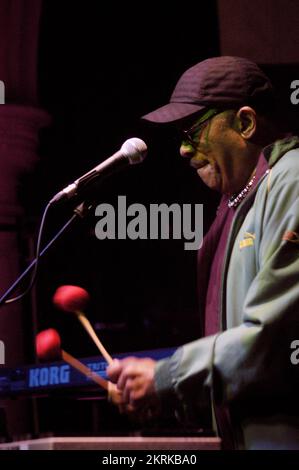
[181,109,221,146]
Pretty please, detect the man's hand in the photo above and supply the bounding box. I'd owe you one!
[107,357,159,416]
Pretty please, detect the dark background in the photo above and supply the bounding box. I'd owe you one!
[20,1,221,360]
[19,1,299,361]
[2,0,299,439]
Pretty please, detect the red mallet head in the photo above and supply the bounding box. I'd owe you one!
[36,328,61,361]
[53,285,90,313]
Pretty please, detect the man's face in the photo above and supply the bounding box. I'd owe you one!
[179,109,256,196]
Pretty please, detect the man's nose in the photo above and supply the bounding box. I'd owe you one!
[180,142,195,158]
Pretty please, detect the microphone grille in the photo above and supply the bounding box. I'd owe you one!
[121,138,147,164]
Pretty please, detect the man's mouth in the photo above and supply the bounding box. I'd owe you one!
[190,158,210,170]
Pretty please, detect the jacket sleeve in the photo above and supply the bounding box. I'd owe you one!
[154,151,299,418]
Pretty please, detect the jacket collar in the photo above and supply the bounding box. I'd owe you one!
[263,135,299,168]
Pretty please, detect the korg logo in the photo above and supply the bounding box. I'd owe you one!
[0,81,4,104]
[29,364,70,387]
[0,341,4,365]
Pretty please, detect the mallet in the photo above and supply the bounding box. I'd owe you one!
[35,328,109,390]
[53,285,113,365]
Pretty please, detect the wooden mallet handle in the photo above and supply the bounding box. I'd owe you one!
[61,350,123,405]
[61,349,108,390]
[76,312,113,365]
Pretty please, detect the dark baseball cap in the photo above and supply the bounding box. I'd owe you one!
[142,56,274,123]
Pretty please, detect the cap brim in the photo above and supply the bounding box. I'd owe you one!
[141,102,206,124]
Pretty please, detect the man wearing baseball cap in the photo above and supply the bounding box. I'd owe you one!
[108,56,299,449]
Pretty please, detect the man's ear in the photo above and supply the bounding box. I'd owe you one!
[236,106,256,139]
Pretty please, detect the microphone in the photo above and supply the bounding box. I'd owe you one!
[50,137,147,204]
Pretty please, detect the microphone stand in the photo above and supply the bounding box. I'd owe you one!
[0,201,93,308]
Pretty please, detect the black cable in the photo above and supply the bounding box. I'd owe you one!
[4,201,53,304]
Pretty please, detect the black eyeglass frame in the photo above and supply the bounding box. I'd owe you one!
[181,109,222,146]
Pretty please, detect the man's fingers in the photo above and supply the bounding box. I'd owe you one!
[122,378,134,403]
[117,364,138,391]
[106,358,121,382]
[107,357,157,411]
[107,357,137,383]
